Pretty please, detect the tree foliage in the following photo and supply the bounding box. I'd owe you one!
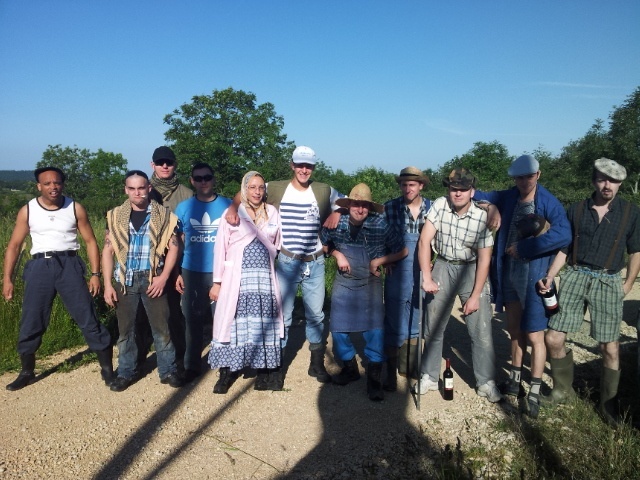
[36,145,128,215]
[609,87,640,195]
[163,87,295,197]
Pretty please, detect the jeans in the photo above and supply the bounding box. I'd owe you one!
[332,329,384,363]
[419,260,496,387]
[114,271,177,379]
[181,269,213,372]
[276,253,326,348]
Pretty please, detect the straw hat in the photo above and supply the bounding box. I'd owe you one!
[395,166,429,185]
[335,183,384,214]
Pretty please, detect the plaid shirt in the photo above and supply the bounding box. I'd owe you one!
[320,213,405,260]
[114,207,154,286]
[564,194,640,272]
[384,196,431,234]
[427,196,493,262]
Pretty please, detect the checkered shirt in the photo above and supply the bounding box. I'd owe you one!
[384,196,431,234]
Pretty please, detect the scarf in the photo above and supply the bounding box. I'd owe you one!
[106,199,178,285]
[150,172,181,201]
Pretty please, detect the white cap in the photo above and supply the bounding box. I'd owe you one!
[292,146,317,165]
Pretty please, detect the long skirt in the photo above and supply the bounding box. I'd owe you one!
[208,238,281,371]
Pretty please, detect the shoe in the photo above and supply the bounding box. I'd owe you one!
[182,369,201,383]
[267,368,285,391]
[254,369,269,391]
[527,392,540,418]
[160,373,184,388]
[477,381,503,403]
[213,367,238,394]
[367,362,384,401]
[332,357,360,386]
[110,376,133,392]
[412,373,439,395]
[308,346,331,383]
[498,378,526,398]
[383,355,398,392]
[6,354,36,391]
[95,347,114,386]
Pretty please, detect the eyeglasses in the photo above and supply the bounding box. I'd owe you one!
[248,185,266,192]
[192,174,214,183]
[153,159,176,167]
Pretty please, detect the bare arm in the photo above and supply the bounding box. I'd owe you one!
[623,252,640,296]
[537,251,567,291]
[101,229,118,307]
[175,232,186,294]
[463,246,491,316]
[147,234,179,298]
[2,206,29,301]
[370,247,408,276]
[75,202,101,296]
[224,192,242,225]
[418,220,439,294]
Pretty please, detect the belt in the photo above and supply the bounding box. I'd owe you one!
[571,264,618,277]
[280,247,324,262]
[32,250,78,259]
[438,257,476,266]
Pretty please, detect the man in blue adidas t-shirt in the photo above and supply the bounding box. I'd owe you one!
[175,163,232,382]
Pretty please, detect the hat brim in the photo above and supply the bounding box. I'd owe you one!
[335,197,384,214]
[395,174,429,185]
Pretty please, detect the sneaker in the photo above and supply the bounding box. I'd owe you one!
[498,378,526,398]
[527,393,540,418]
[477,380,503,403]
[412,374,439,395]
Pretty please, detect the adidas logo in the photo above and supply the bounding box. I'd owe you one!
[190,213,220,233]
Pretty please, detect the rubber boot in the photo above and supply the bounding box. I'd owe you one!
[332,357,361,385]
[308,344,331,383]
[6,354,36,391]
[367,362,384,401]
[599,367,621,425]
[383,347,398,392]
[540,350,577,408]
[95,347,115,386]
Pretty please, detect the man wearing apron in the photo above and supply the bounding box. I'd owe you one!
[383,167,431,391]
[321,183,408,401]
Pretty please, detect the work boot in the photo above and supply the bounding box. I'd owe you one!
[367,362,384,401]
[540,350,577,408]
[332,357,361,385]
[383,351,398,392]
[213,367,239,394]
[95,347,115,386]
[308,344,331,383]
[599,367,621,425]
[267,367,285,391]
[6,354,36,391]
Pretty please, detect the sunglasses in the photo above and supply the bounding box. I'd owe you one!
[192,174,214,183]
[153,159,176,167]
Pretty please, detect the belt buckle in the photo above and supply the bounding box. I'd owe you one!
[44,251,53,259]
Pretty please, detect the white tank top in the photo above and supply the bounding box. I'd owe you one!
[28,196,80,254]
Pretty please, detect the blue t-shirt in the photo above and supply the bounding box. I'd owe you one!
[174,195,232,272]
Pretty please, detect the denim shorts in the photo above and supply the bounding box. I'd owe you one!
[502,256,530,307]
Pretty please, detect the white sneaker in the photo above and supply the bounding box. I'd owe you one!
[412,374,439,395]
[477,380,503,403]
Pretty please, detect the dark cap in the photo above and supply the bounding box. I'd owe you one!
[516,214,550,238]
[442,168,476,189]
[152,146,176,162]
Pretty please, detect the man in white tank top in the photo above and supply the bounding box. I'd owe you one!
[2,166,114,391]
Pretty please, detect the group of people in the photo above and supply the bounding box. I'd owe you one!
[3,146,639,421]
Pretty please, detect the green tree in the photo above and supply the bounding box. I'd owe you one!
[163,88,295,197]
[36,145,128,215]
[609,87,640,195]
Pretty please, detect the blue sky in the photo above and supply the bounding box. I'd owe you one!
[1,1,638,175]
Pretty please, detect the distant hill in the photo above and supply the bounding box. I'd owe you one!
[0,170,33,190]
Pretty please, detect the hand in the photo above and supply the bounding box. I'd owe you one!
[369,259,383,277]
[623,281,633,296]
[485,204,501,231]
[176,274,185,294]
[537,276,553,292]
[225,205,239,225]
[422,277,440,294]
[323,211,342,229]
[103,286,118,307]
[147,276,167,298]
[335,251,351,274]
[209,283,221,302]
[506,244,520,259]
[3,281,14,301]
[462,294,480,316]
[88,276,101,297]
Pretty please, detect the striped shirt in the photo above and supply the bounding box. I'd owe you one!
[277,184,342,255]
[427,196,493,262]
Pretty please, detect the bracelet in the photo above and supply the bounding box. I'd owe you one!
[91,272,102,278]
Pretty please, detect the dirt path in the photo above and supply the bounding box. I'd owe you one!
[1,282,638,479]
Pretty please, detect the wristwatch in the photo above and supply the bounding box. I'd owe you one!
[91,272,102,278]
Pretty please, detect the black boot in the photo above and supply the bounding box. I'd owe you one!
[308,344,331,383]
[332,357,361,385]
[6,354,36,391]
[213,367,239,394]
[383,348,398,392]
[254,369,269,391]
[267,367,285,391]
[367,362,384,401]
[95,347,114,386]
